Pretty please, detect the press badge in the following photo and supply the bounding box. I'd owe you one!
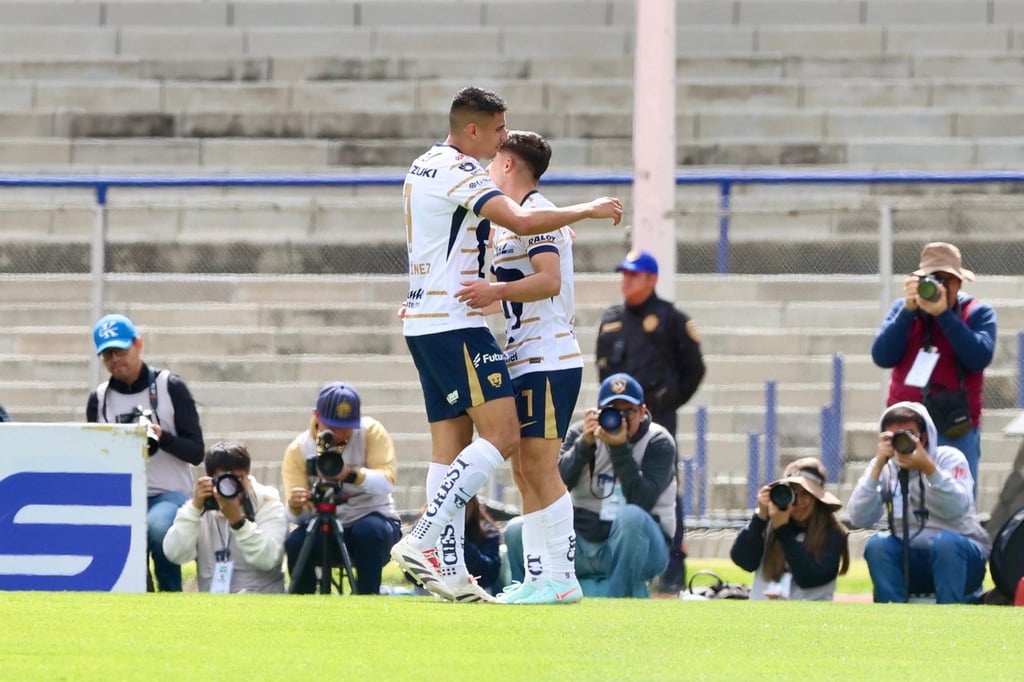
[764,572,792,600]
[598,473,624,521]
[211,547,233,594]
[905,348,939,388]
[210,560,234,594]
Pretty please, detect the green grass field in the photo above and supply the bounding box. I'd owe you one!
[1,558,1015,681]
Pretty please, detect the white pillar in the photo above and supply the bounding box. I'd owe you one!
[632,0,677,301]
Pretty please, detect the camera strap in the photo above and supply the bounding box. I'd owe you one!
[884,465,929,542]
[213,519,232,563]
[147,366,160,423]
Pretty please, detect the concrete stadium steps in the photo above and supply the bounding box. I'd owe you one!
[7,325,1019,404]
[0,0,1016,31]
[0,21,1021,60]
[0,272,900,306]
[2,273,1020,494]
[12,78,1024,116]
[7,193,1024,262]
[6,377,1021,466]
[5,134,1024,170]
[4,52,1024,84]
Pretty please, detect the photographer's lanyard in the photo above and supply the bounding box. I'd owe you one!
[211,518,234,594]
[920,314,966,399]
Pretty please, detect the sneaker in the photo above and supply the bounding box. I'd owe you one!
[514,577,583,605]
[390,537,454,601]
[450,576,497,603]
[495,581,538,604]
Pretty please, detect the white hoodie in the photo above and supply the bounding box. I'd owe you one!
[846,401,991,555]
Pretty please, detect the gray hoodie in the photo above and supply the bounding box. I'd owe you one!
[846,401,991,555]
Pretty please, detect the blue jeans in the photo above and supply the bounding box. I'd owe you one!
[938,427,980,499]
[863,531,986,604]
[286,512,401,595]
[148,491,189,592]
[505,504,669,598]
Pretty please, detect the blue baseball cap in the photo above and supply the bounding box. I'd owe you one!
[316,382,362,429]
[598,373,644,407]
[615,250,659,275]
[93,314,139,355]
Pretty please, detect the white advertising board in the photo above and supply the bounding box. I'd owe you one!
[0,423,148,592]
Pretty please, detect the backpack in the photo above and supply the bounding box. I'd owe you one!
[990,506,1024,600]
[683,570,750,600]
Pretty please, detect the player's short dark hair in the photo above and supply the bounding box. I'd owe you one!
[449,86,507,131]
[500,131,551,182]
[205,441,252,475]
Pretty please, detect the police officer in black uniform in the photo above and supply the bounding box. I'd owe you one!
[596,250,705,593]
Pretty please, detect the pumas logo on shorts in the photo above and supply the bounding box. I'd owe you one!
[487,373,503,388]
[446,390,459,405]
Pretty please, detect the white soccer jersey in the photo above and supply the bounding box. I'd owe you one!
[403,143,503,336]
[491,190,583,378]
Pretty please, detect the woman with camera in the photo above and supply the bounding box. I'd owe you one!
[729,457,850,600]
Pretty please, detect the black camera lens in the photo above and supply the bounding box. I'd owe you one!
[317,450,344,478]
[214,472,243,499]
[315,430,345,478]
[769,483,795,510]
[891,430,917,455]
[598,406,624,431]
[917,275,942,302]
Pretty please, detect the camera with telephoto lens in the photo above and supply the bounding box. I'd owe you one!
[598,406,625,431]
[115,404,159,456]
[917,274,944,302]
[314,430,345,478]
[203,472,244,512]
[768,482,796,511]
[890,430,917,455]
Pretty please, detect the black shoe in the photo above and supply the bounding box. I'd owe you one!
[655,561,686,594]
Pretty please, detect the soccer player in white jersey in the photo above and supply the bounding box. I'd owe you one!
[391,86,622,602]
[455,131,584,604]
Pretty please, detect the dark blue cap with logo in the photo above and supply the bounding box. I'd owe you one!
[93,314,139,355]
[316,382,362,429]
[615,250,659,275]
[598,373,644,406]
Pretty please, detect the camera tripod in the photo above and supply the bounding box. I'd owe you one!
[289,498,358,595]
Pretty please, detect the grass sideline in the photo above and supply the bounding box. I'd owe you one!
[1,589,1020,681]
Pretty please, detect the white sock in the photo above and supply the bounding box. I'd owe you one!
[425,463,447,507]
[439,507,469,584]
[521,509,548,586]
[544,492,578,582]
[424,463,469,583]
[408,438,503,549]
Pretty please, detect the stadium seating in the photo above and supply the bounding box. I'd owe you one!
[1,0,1022,518]
[3,271,1020,515]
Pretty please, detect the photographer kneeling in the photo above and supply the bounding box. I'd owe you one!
[847,401,989,604]
[730,458,849,600]
[283,382,401,595]
[506,372,677,598]
[163,441,288,593]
